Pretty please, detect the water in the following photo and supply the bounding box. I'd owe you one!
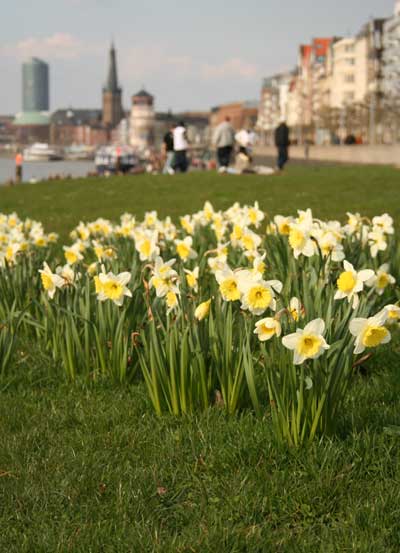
[0,157,95,185]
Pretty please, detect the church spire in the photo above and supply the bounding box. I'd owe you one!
[102,41,123,128]
[105,41,119,93]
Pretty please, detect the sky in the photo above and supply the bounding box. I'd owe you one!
[0,0,396,115]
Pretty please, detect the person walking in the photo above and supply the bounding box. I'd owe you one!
[213,116,235,172]
[173,121,189,173]
[275,119,290,171]
[15,151,23,184]
[162,123,175,174]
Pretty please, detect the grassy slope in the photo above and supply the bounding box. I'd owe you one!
[1,166,400,552]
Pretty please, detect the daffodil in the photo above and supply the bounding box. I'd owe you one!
[288,297,302,321]
[175,236,198,262]
[368,229,387,258]
[184,267,199,292]
[334,260,374,309]
[254,317,281,341]
[63,244,83,265]
[349,310,391,354]
[144,210,158,228]
[282,318,330,365]
[96,270,132,306]
[165,290,179,314]
[240,277,282,315]
[216,268,241,302]
[274,215,293,235]
[39,262,65,299]
[5,243,20,265]
[76,222,90,241]
[135,232,160,262]
[149,257,179,298]
[372,213,394,235]
[288,225,316,259]
[195,299,211,320]
[366,264,395,295]
[240,230,262,253]
[56,264,76,285]
[246,202,264,228]
[382,304,400,325]
[180,215,195,235]
[344,212,362,235]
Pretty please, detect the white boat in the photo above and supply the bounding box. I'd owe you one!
[23,143,64,162]
[64,144,95,161]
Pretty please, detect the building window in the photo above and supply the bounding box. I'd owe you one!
[346,58,355,65]
[344,92,355,102]
[344,74,355,83]
[344,44,355,53]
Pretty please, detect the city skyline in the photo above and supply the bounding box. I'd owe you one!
[0,0,396,114]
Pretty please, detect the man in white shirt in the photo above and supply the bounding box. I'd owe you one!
[173,121,189,172]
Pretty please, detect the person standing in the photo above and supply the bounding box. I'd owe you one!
[15,151,23,184]
[235,128,251,158]
[173,121,189,173]
[213,116,235,172]
[274,119,290,171]
[162,123,175,174]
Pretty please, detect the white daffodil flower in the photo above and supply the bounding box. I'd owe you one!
[39,262,65,299]
[334,260,374,309]
[254,318,282,341]
[349,310,391,354]
[282,318,330,365]
[95,269,132,306]
[366,264,396,296]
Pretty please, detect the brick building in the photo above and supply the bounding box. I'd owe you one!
[210,101,258,130]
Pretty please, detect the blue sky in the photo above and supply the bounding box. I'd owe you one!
[0,0,395,114]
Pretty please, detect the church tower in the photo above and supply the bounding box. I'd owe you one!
[102,42,123,128]
[395,0,400,16]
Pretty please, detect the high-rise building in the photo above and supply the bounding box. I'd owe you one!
[102,42,123,128]
[22,58,49,112]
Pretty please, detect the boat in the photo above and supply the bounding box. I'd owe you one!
[64,144,95,161]
[95,145,139,174]
[23,143,64,162]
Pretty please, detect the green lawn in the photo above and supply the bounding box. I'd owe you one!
[1,166,400,552]
[0,164,399,239]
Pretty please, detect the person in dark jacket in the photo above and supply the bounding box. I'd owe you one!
[274,120,290,171]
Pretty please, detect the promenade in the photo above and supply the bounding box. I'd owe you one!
[254,144,400,167]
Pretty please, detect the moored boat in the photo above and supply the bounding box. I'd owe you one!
[23,143,64,162]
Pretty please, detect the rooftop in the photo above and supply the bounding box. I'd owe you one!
[13,111,50,126]
[133,89,154,99]
[50,109,102,126]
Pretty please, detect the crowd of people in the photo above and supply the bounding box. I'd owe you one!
[9,120,290,184]
[162,117,290,176]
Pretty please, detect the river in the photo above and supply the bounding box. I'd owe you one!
[0,157,95,185]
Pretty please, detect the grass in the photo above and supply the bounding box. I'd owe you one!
[1,165,400,551]
[0,164,399,239]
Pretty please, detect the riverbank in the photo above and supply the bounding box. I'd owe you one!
[0,157,95,185]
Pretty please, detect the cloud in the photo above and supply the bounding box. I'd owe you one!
[120,48,258,84]
[0,33,100,61]
[201,58,259,80]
